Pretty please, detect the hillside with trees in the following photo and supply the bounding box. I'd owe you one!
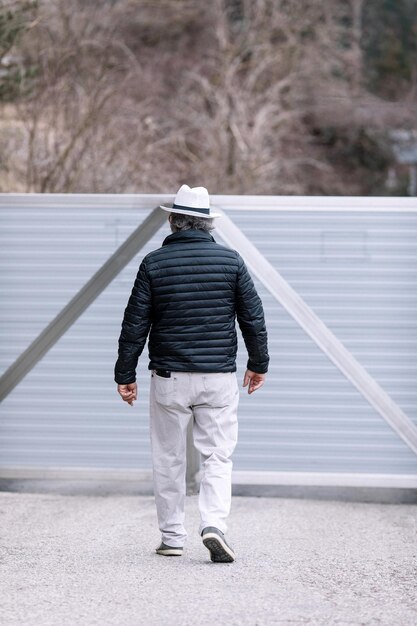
[0,0,416,195]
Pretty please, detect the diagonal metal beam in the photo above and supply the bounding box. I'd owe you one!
[213,204,417,456]
[0,206,167,402]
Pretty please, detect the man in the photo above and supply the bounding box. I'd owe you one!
[114,184,269,563]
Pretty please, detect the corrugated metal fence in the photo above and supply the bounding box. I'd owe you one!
[1,194,417,490]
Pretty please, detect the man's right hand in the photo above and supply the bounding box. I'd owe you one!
[243,370,266,394]
[117,382,137,406]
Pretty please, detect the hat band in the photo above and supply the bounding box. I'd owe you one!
[172,203,210,215]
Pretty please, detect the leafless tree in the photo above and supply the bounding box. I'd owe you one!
[1,0,415,194]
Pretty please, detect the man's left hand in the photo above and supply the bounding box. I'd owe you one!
[243,370,266,394]
[117,383,137,406]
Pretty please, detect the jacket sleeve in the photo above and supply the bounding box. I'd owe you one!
[235,253,269,374]
[114,259,152,384]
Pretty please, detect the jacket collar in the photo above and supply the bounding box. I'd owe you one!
[162,229,216,246]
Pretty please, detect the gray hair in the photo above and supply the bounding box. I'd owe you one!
[169,212,215,233]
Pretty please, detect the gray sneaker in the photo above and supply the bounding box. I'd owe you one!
[201,526,235,563]
[155,542,183,556]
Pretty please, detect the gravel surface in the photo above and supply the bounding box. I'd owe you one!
[1,492,416,625]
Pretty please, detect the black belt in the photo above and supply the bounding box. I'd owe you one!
[155,369,171,378]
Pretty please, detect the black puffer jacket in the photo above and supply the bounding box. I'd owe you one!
[114,228,269,384]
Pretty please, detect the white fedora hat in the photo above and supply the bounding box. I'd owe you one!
[159,184,222,218]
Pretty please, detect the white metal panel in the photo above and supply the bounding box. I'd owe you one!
[0,195,417,482]
[0,199,166,470]
[226,208,417,475]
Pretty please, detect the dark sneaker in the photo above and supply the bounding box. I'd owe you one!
[155,542,183,556]
[201,526,235,563]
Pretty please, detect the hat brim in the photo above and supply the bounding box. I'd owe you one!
[159,203,222,218]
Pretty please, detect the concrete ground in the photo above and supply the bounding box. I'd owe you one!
[1,491,416,626]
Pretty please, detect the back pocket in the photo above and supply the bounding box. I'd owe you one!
[152,371,175,397]
[202,373,235,407]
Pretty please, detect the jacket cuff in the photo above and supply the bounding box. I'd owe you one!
[114,371,136,385]
[247,359,269,374]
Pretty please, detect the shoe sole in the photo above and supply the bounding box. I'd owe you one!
[202,533,235,563]
[156,548,183,556]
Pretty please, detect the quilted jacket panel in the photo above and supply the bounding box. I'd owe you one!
[114,228,269,384]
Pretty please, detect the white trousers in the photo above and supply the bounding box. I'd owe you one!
[149,370,240,547]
